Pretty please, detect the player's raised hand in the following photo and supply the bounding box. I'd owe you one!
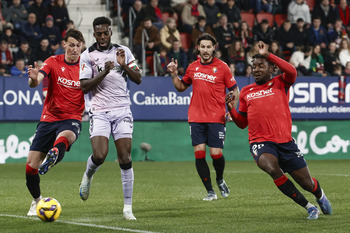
[257,41,270,57]
[225,91,236,111]
[27,61,40,81]
[116,49,126,66]
[167,58,178,75]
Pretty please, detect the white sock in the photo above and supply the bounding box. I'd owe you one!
[121,167,134,206]
[305,202,315,210]
[123,204,132,212]
[85,155,100,178]
[35,195,42,203]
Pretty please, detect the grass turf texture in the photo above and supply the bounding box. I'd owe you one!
[0,160,349,233]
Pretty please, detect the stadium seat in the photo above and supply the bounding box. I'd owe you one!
[304,0,316,11]
[274,14,287,27]
[240,12,255,28]
[180,32,192,52]
[256,12,274,28]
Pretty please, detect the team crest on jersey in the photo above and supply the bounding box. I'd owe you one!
[213,67,217,73]
[195,67,199,71]
[81,63,85,71]
[268,81,273,86]
[61,67,65,72]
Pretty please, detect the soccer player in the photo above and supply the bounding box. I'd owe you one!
[78,16,141,220]
[167,33,239,201]
[26,29,85,216]
[226,41,332,219]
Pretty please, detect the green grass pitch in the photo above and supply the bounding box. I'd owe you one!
[0,160,349,233]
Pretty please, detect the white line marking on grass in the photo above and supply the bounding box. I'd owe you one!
[0,214,160,233]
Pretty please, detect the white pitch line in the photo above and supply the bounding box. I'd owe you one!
[0,214,160,233]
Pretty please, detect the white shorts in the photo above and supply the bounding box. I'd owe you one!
[89,107,133,140]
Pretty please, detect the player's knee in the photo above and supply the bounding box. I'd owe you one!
[195,150,206,159]
[118,154,132,164]
[210,152,223,160]
[92,154,106,165]
[26,163,38,175]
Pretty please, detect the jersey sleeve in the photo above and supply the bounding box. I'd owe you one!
[123,46,140,72]
[181,64,192,86]
[79,50,93,80]
[39,56,55,77]
[224,64,237,91]
[238,87,247,114]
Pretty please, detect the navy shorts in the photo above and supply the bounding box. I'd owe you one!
[189,123,226,148]
[30,119,82,153]
[250,140,307,173]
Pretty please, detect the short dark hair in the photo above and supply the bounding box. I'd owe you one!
[196,33,217,46]
[64,28,85,43]
[252,54,276,69]
[93,16,111,28]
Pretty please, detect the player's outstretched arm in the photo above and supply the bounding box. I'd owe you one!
[28,61,45,88]
[167,58,188,92]
[225,92,248,129]
[257,41,297,84]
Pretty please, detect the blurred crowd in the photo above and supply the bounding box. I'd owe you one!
[0,0,72,77]
[118,0,350,77]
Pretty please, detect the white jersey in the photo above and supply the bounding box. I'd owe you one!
[79,43,136,112]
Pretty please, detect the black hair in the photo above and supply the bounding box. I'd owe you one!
[64,28,85,43]
[252,54,277,71]
[93,16,111,28]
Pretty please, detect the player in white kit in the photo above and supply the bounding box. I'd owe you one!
[79,16,142,220]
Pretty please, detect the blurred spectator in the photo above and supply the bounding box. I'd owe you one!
[0,40,13,70]
[236,21,253,51]
[28,0,49,27]
[344,61,350,75]
[327,19,348,45]
[123,0,146,38]
[245,64,253,77]
[144,0,163,30]
[228,40,246,75]
[332,64,343,76]
[61,19,75,38]
[309,44,328,77]
[338,38,350,67]
[214,14,235,62]
[337,0,350,31]
[235,0,251,12]
[160,17,181,51]
[54,39,65,55]
[134,18,161,65]
[249,0,273,14]
[5,0,28,30]
[271,0,283,15]
[158,47,170,75]
[252,19,274,44]
[203,0,220,27]
[215,49,223,60]
[167,39,188,75]
[10,58,27,76]
[269,40,284,59]
[229,63,235,76]
[33,37,52,62]
[13,40,34,66]
[191,16,215,45]
[246,41,259,66]
[19,13,42,50]
[308,16,328,49]
[1,26,20,51]
[287,0,311,25]
[323,41,341,75]
[312,0,338,30]
[0,63,10,76]
[0,2,13,33]
[50,0,70,32]
[42,15,62,53]
[217,0,228,12]
[289,46,312,76]
[292,18,310,49]
[275,20,295,61]
[223,0,241,30]
[181,0,206,33]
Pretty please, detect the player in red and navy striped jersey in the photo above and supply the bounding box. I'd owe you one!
[226,41,332,220]
[168,33,239,201]
[25,29,85,216]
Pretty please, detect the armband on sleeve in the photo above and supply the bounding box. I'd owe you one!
[127,61,140,71]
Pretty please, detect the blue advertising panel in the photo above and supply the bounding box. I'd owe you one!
[0,77,43,120]
[0,75,349,121]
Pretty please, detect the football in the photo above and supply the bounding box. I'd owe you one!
[36,197,62,222]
